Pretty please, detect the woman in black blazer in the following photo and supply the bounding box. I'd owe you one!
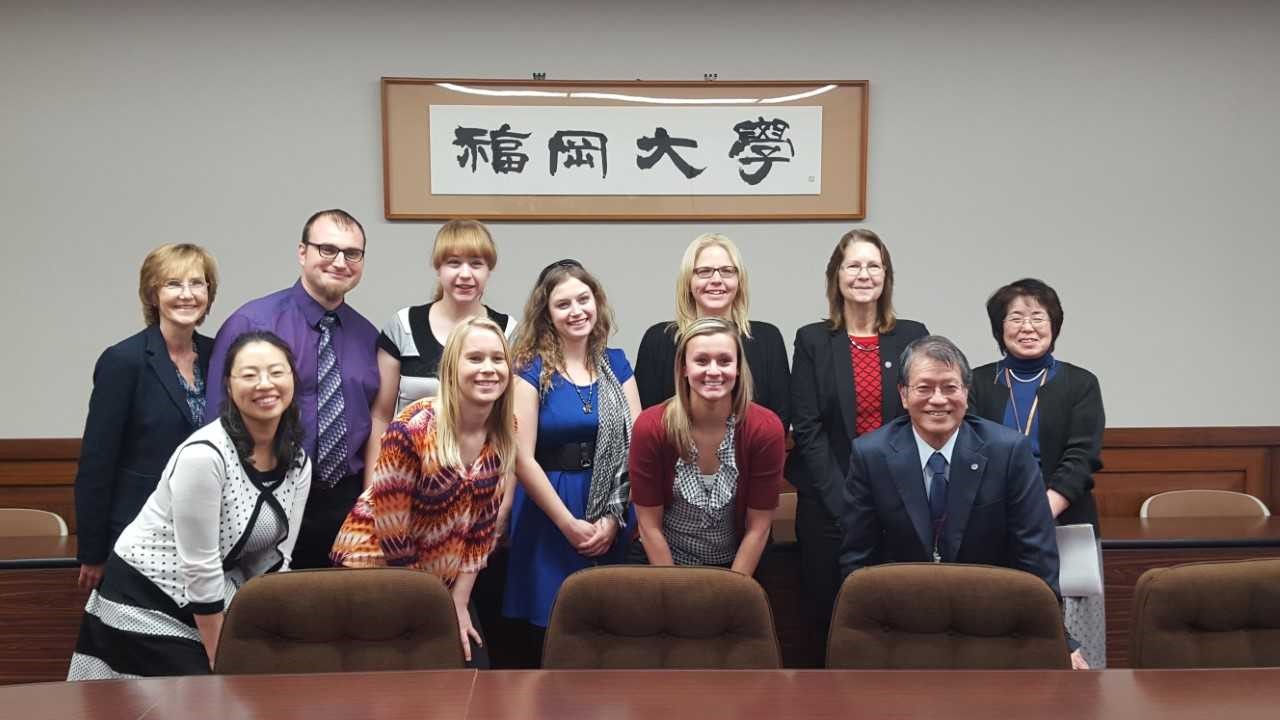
[790,229,928,644]
[634,233,790,428]
[969,278,1105,667]
[74,244,219,590]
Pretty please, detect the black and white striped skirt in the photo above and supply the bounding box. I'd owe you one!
[67,553,212,680]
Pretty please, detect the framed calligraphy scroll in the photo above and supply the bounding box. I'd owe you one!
[382,78,868,221]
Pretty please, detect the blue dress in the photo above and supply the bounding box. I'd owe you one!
[503,348,634,627]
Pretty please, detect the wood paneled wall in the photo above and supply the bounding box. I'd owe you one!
[5,428,1277,527]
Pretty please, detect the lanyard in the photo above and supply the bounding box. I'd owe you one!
[1003,366,1048,437]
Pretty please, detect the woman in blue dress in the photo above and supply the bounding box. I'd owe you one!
[504,259,640,657]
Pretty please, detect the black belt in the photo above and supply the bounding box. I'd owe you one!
[536,442,596,471]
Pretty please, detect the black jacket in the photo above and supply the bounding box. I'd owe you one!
[74,324,214,564]
[789,318,929,518]
[969,360,1104,530]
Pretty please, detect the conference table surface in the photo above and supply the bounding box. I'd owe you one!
[2,668,1278,720]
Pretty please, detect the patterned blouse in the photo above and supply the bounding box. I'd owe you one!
[330,398,505,587]
[663,417,739,566]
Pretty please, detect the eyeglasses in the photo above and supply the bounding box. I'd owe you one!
[692,265,738,279]
[303,240,365,263]
[1004,314,1049,328]
[160,279,208,294]
[909,383,964,398]
[841,262,884,277]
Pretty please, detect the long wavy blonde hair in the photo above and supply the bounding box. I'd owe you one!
[662,317,754,461]
[435,317,518,477]
[511,261,616,396]
[673,233,753,339]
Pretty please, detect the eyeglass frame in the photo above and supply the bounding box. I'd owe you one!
[302,239,365,264]
[692,265,739,280]
[1003,314,1049,328]
[840,262,885,277]
[158,279,209,294]
[907,382,965,399]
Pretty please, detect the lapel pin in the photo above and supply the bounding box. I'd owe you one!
[884,361,892,368]
[970,463,979,470]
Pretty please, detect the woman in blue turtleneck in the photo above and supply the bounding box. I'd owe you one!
[969,277,1106,666]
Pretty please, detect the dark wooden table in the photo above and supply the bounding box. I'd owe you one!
[1099,516,1280,667]
[4,668,1279,720]
[0,535,86,685]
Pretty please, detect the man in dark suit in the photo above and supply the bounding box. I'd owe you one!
[838,335,1086,667]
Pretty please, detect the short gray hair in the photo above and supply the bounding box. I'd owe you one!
[898,335,973,388]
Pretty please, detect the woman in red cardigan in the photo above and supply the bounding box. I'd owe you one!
[629,317,785,575]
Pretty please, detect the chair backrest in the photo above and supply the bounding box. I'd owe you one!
[1139,490,1271,518]
[0,508,68,536]
[213,568,463,674]
[543,565,782,669]
[1130,558,1280,669]
[827,563,1070,669]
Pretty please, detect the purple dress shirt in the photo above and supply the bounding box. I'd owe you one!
[204,281,379,479]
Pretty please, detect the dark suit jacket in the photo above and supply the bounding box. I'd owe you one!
[634,320,791,428]
[789,318,928,519]
[969,361,1104,530]
[837,415,1061,599]
[74,324,214,564]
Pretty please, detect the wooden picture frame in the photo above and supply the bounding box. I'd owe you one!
[381,78,869,221]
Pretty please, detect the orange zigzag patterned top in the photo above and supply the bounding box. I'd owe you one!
[330,398,505,587]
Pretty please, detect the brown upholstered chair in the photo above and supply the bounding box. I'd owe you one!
[827,563,1070,669]
[213,568,463,674]
[542,565,782,669]
[1130,558,1280,668]
[0,508,68,536]
[1140,490,1271,518]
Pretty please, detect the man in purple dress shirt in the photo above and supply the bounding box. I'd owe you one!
[204,209,379,568]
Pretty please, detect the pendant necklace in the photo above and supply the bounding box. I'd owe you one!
[566,367,596,414]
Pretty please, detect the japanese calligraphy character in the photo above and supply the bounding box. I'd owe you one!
[453,123,532,174]
[549,130,608,178]
[636,127,705,179]
[728,117,795,185]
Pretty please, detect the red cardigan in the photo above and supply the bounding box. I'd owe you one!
[629,402,785,536]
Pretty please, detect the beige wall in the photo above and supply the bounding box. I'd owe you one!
[4,0,1278,435]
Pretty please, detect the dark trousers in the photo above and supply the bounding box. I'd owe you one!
[796,492,844,650]
[291,472,362,569]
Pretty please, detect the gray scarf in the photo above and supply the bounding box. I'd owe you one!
[584,355,632,523]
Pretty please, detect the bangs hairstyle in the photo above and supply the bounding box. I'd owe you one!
[825,229,898,333]
[138,243,219,327]
[435,317,518,478]
[430,220,499,302]
[674,233,752,338]
[511,261,616,397]
[218,331,305,473]
[662,317,755,461]
[985,278,1064,354]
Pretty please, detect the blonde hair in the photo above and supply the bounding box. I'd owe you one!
[431,220,498,302]
[662,317,754,461]
[138,244,219,327]
[674,233,752,339]
[511,261,616,397]
[435,317,518,478]
[824,229,898,333]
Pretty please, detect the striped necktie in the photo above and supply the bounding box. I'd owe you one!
[315,312,348,487]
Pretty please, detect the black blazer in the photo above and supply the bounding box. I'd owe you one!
[969,360,1104,530]
[74,324,215,564]
[837,414,1061,599]
[789,318,929,518]
[634,320,791,428]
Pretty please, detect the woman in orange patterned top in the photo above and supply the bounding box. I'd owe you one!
[330,316,517,667]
